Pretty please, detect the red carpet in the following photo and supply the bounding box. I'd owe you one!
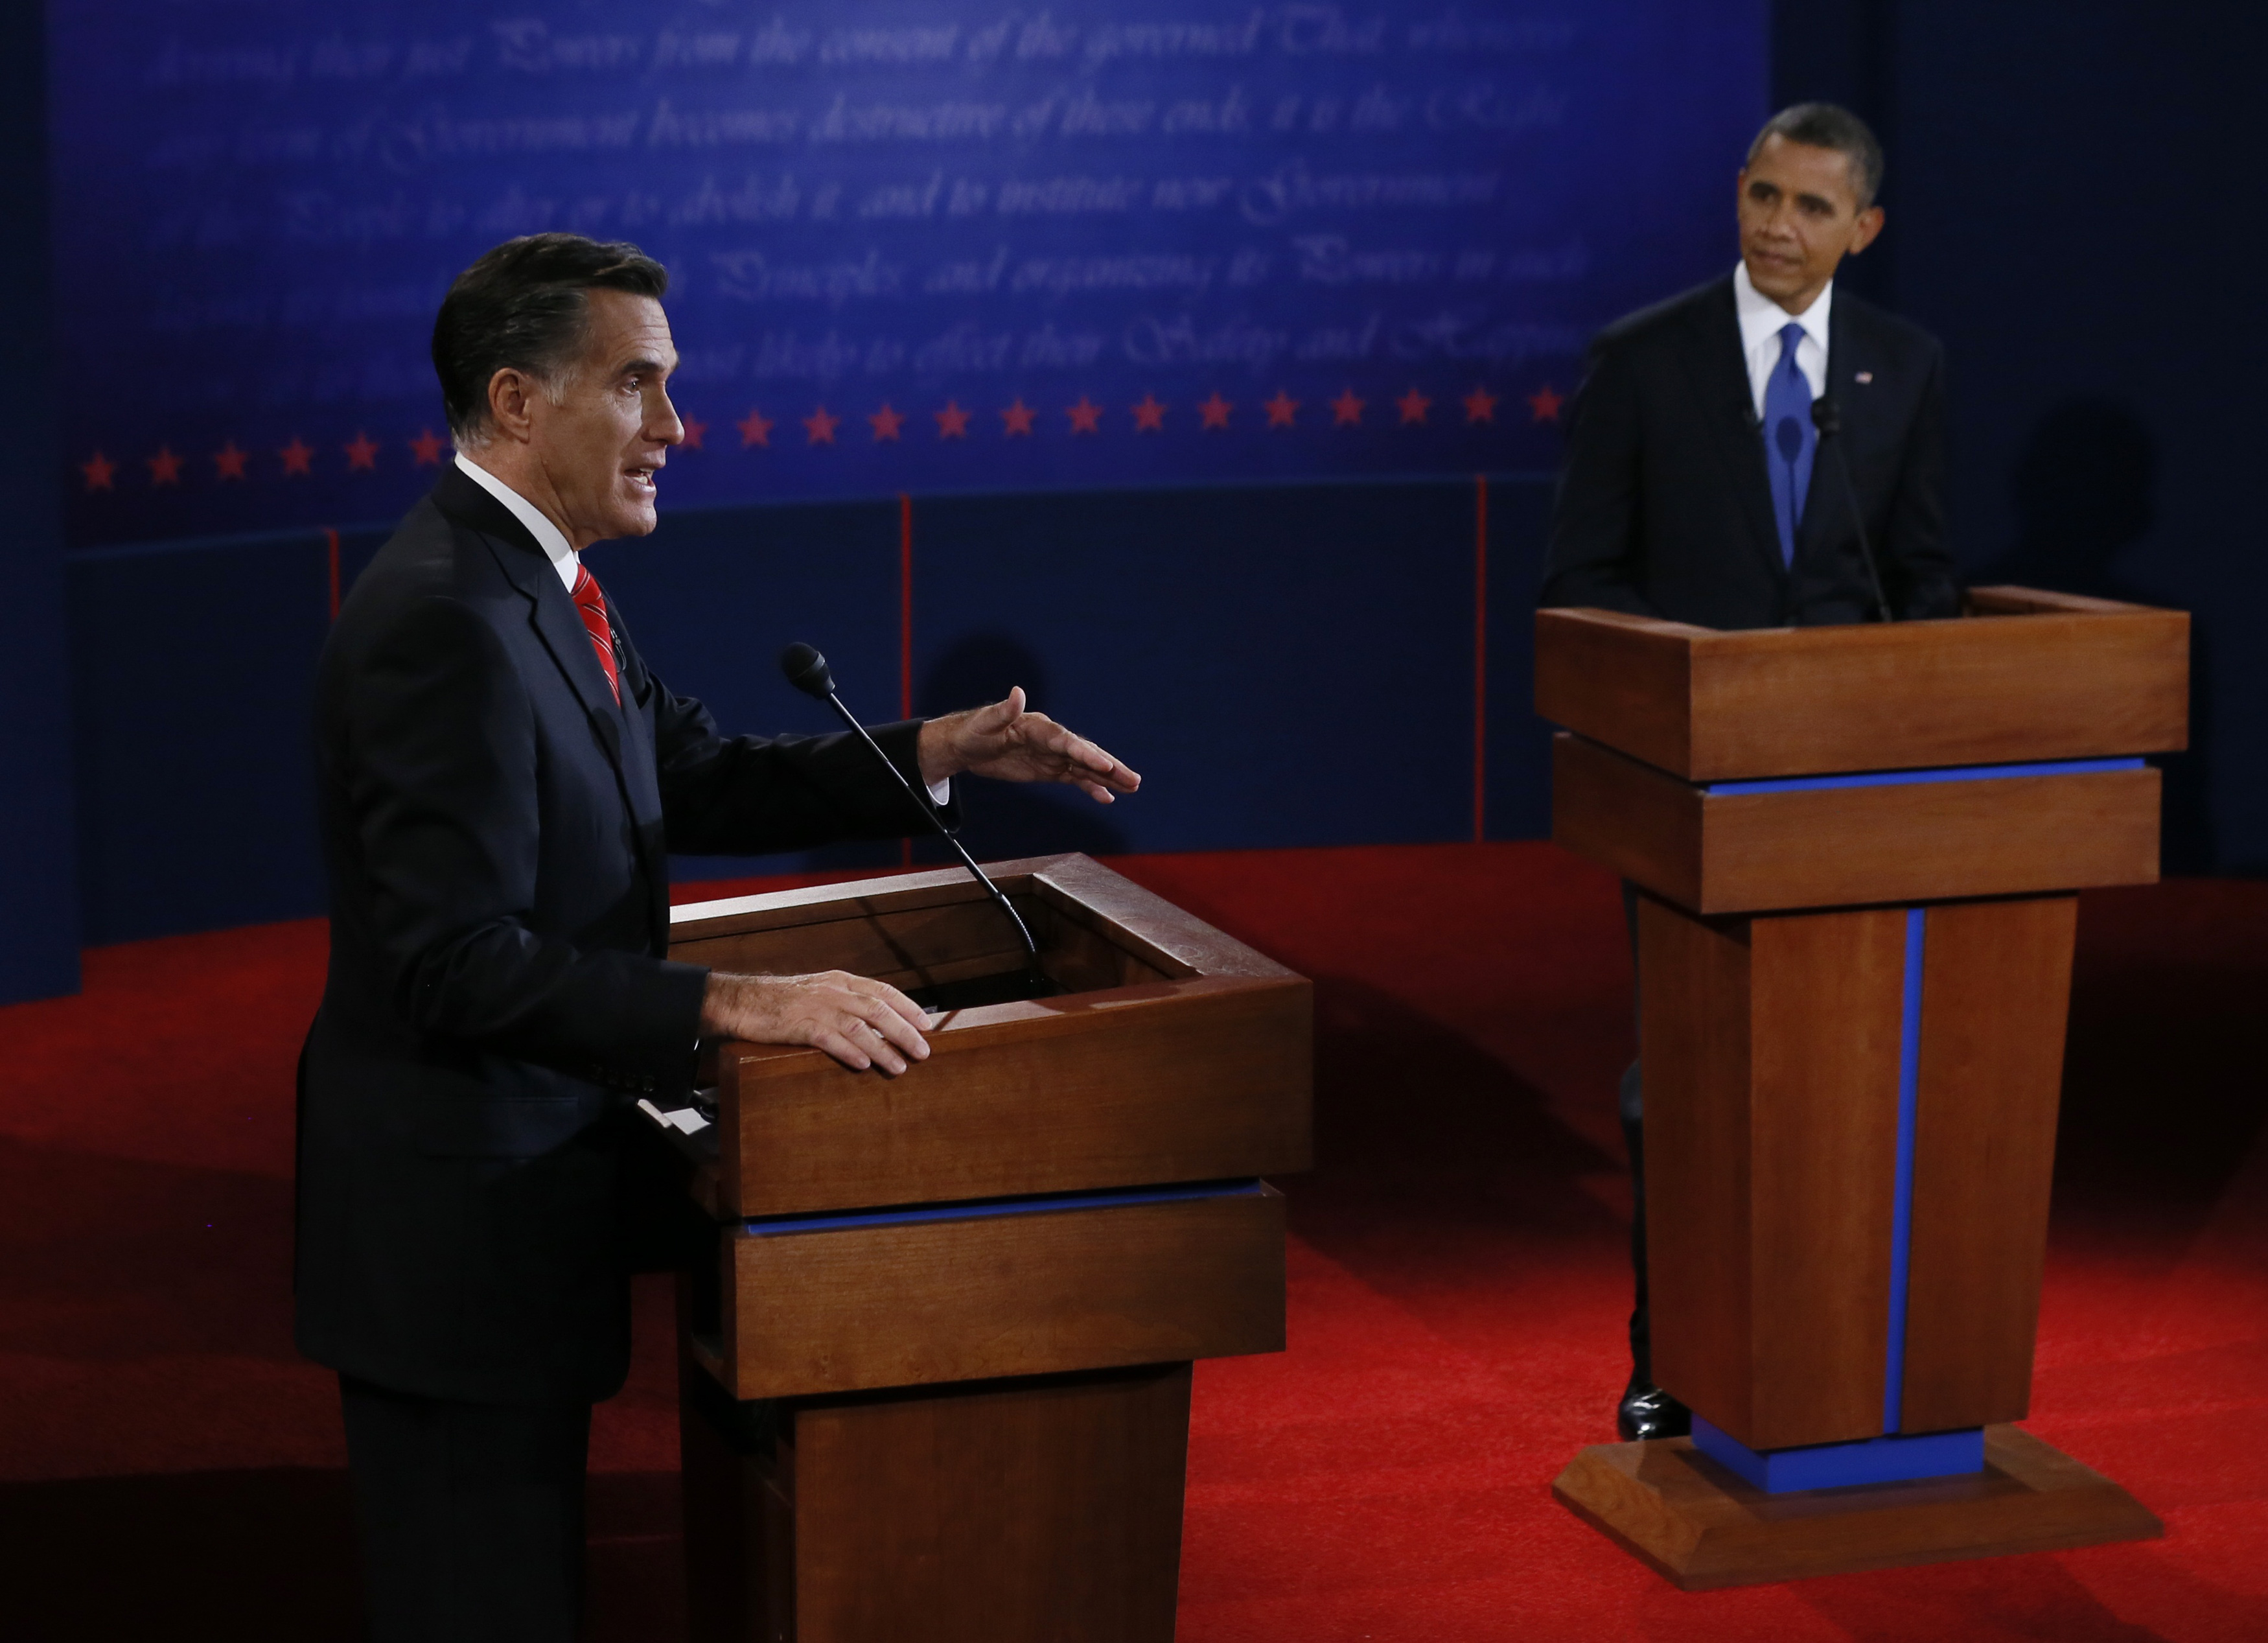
[1,844,2262,1640]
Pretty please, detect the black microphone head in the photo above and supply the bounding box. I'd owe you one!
[780,642,835,699]
[1810,395,1843,437]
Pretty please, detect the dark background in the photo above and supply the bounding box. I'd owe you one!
[6,0,2261,1005]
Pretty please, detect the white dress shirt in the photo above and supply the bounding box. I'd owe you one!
[1733,261,1831,417]
[456,451,582,592]
[451,449,953,803]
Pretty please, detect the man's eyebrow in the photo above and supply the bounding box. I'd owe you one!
[614,353,675,377]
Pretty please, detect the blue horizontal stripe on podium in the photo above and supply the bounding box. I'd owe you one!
[1704,756,2143,797]
[737,1178,1266,1237]
[1693,1417,1986,1493]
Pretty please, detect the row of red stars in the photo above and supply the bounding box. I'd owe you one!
[76,383,1564,493]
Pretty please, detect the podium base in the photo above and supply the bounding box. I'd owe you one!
[1552,1424,2161,1590]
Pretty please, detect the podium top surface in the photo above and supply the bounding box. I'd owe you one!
[1535,587,2189,783]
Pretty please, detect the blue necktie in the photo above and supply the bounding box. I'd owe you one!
[1763,321,1816,566]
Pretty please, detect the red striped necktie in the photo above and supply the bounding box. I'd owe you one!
[570,564,621,705]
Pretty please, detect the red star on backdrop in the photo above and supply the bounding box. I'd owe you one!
[1264,390,1299,428]
[146,445,183,485]
[935,401,970,439]
[804,406,839,445]
[1462,386,1499,425]
[1330,388,1365,427]
[80,452,115,492]
[1527,383,1565,423]
[1396,388,1431,426]
[344,431,380,471]
[1131,393,1166,432]
[869,403,904,442]
[213,441,248,481]
[736,408,773,448]
[279,436,314,476]
[681,414,708,450]
[408,428,445,466]
[1198,391,1232,430]
[1066,396,1102,434]
[1001,398,1036,437]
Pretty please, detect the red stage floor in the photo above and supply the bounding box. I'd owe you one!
[1,843,2262,1640]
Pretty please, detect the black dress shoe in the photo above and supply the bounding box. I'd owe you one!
[1616,1374,1692,1442]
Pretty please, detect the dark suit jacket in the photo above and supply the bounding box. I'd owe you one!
[1541,274,1960,628]
[296,465,940,1404]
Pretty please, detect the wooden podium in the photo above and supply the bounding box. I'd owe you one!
[1540,588,2185,1588]
[660,853,1311,1641]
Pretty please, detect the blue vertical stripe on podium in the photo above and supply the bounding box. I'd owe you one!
[1691,905,1988,1494]
[1885,906,1925,1432]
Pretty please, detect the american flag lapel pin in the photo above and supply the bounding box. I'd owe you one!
[1855,370,1874,384]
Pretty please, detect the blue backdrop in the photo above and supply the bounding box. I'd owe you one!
[54,1,1763,543]
[19,1,2256,999]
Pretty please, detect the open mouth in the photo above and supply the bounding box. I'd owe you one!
[625,465,659,494]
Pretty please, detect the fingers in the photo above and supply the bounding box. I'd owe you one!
[1009,714,1142,787]
[824,973,930,1075]
[712,970,932,1077]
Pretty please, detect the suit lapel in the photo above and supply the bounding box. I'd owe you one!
[433,467,627,763]
[601,607,676,950]
[1671,280,1787,586]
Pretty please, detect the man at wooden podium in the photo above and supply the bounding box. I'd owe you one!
[294,233,1137,1642]
[1540,104,1961,1442]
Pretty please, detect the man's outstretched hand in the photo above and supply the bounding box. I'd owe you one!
[916,688,1142,802]
[700,970,932,1075]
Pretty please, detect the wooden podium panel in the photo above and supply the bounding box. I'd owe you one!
[1554,733,2160,915]
[1901,898,2076,1432]
[696,1184,1285,1401]
[673,855,1313,1218]
[1536,588,2188,782]
[681,1354,1190,1643]
[1642,900,1904,1451]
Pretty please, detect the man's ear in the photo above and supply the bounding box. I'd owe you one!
[487,367,538,444]
[1848,204,1886,257]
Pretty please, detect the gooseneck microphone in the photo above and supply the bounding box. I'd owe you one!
[1810,397,1895,624]
[779,642,1045,984]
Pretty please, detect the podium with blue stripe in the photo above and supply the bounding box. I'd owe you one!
[1542,587,2181,1587]
[663,854,1311,1642]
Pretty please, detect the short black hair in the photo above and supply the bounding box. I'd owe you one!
[432,234,668,442]
[1746,102,1885,209]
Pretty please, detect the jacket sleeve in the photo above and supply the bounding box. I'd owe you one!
[341,594,708,1082]
[1540,338,1666,617]
[613,631,955,856]
[1879,344,1963,620]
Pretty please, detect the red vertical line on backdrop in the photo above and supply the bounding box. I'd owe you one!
[326,528,341,620]
[900,494,915,868]
[1472,476,1488,842]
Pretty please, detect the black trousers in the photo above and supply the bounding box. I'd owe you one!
[1620,883,1652,1384]
[338,1375,592,1643]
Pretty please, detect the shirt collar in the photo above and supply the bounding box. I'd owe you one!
[1733,260,1833,359]
[454,452,580,592]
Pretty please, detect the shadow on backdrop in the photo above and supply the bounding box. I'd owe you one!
[913,631,1132,867]
[1978,397,2215,874]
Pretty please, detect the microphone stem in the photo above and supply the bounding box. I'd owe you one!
[1824,429,1894,624]
[815,690,1046,978]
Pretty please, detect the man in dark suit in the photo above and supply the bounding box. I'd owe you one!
[1540,105,1961,1441]
[296,234,1139,1640]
